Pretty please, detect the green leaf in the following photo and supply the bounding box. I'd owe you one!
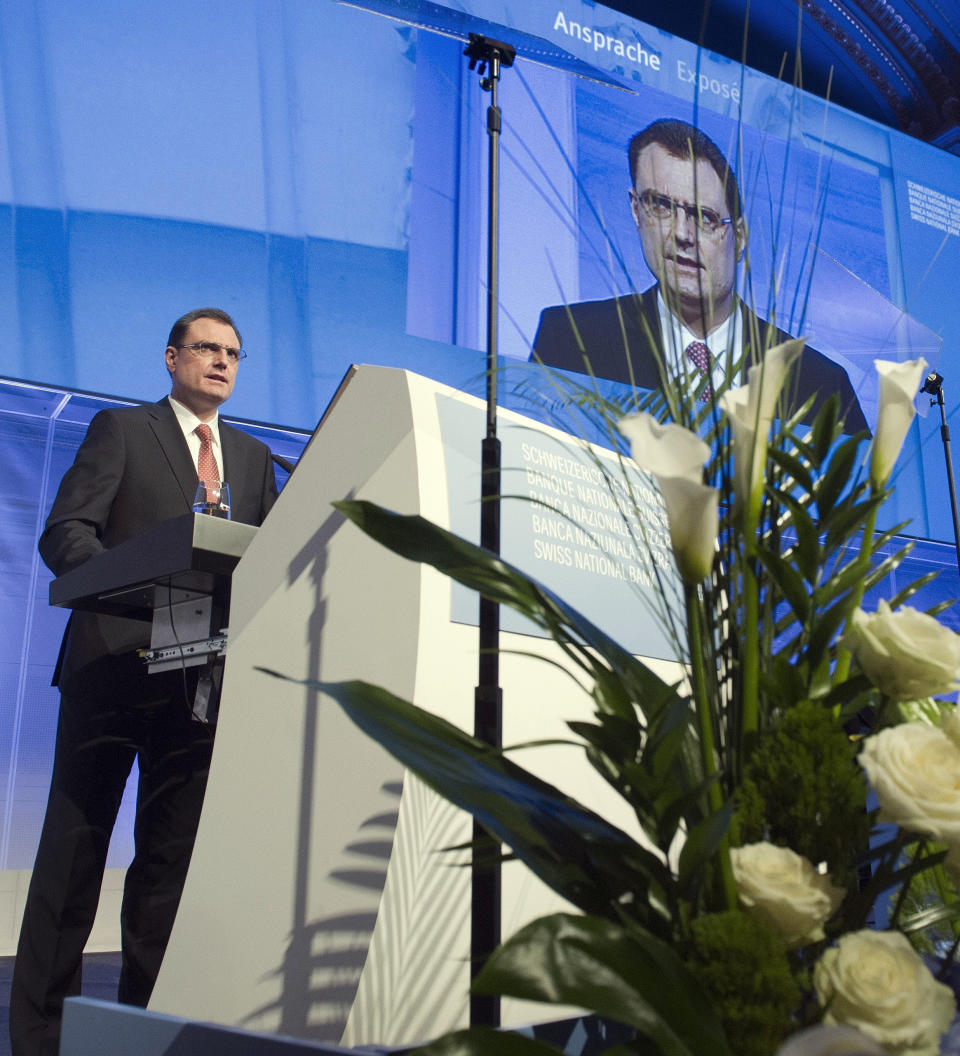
[474,913,732,1056]
[929,598,957,618]
[797,390,844,465]
[655,776,720,854]
[766,445,814,494]
[333,500,683,727]
[887,847,950,889]
[677,802,733,895]
[769,490,821,585]
[814,434,864,519]
[259,671,675,931]
[887,571,940,610]
[824,538,910,602]
[756,549,811,621]
[761,654,807,709]
[822,673,873,707]
[567,716,640,763]
[821,493,885,551]
[808,650,834,700]
[806,597,853,671]
[642,691,697,776]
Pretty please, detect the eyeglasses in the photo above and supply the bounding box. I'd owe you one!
[635,190,734,236]
[176,342,247,363]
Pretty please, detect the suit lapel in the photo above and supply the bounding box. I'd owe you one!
[148,398,199,508]
[219,423,241,492]
[626,287,675,391]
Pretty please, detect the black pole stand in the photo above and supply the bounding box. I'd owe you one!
[921,371,960,575]
[464,31,514,1030]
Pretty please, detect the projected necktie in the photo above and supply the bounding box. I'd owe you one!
[195,424,220,501]
[685,340,712,401]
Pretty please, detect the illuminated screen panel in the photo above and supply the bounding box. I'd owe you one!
[402,2,953,541]
[0,0,953,546]
[0,0,959,879]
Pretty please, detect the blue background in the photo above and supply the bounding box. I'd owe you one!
[2,0,960,873]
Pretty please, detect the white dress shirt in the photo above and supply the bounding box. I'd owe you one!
[656,290,743,396]
[168,396,223,476]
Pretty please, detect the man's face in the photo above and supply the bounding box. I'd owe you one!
[164,316,240,419]
[630,142,746,335]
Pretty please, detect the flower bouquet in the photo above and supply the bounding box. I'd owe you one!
[269,343,960,1055]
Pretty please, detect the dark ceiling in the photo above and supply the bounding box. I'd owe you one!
[599,0,960,155]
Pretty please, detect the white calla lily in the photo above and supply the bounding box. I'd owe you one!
[719,338,805,511]
[618,412,717,583]
[871,358,927,488]
[657,476,720,584]
[618,413,709,482]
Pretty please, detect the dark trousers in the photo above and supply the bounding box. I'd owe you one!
[9,671,213,1056]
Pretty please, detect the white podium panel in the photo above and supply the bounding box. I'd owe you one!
[149,365,680,1047]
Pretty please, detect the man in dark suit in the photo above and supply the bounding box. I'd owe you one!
[532,118,868,434]
[10,308,278,1056]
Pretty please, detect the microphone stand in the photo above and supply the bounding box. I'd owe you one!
[464,32,514,1029]
[921,371,960,575]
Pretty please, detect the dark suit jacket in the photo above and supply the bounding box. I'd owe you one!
[41,397,278,693]
[531,287,868,435]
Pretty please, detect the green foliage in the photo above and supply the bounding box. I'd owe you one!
[687,912,800,1056]
[754,403,884,713]
[262,311,947,1052]
[474,913,733,1056]
[734,701,869,884]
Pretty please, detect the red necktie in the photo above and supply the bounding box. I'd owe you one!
[685,340,712,401]
[195,424,221,500]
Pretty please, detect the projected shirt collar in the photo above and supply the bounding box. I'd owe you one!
[656,289,742,395]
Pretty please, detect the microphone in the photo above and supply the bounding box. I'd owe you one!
[921,371,944,398]
[271,452,296,474]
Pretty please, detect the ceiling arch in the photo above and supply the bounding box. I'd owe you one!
[600,0,960,154]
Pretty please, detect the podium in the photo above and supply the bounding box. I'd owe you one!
[49,512,257,620]
[139,365,677,1048]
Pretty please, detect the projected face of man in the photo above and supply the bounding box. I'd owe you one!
[630,141,746,339]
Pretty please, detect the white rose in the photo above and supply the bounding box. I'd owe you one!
[841,601,960,702]
[730,843,845,947]
[813,930,955,1056]
[859,722,960,844]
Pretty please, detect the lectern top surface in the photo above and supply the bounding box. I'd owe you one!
[49,513,257,616]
